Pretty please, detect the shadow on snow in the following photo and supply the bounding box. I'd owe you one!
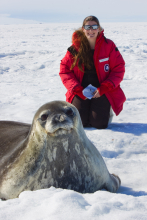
[84,123,147,135]
[108,123,147,136]
[117,186,147,197]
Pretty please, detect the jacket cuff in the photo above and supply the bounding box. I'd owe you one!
[98,82,114,96]
[76,91,86,100]
[73,86,86,100]
[97,86,108,96]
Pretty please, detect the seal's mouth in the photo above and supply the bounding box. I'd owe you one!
[45,115,74,136]
[46,127,73,136]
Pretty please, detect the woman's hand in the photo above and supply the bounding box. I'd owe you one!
[92,89,100,98]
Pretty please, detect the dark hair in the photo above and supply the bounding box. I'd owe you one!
[82,15,99,27]
[70,15,100,72]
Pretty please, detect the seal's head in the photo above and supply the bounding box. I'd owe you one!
[33,101,81,137]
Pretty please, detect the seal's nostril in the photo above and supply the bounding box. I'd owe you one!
[59,115,65,122]
[54,114,65,122]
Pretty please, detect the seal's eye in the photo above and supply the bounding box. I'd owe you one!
[41,114,48,121]
[66,108,74,116]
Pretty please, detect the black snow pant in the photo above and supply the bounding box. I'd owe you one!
[72,94,111,129]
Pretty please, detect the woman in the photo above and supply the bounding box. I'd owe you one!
[59,15,126,129]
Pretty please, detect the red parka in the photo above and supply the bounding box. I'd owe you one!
[59,30,126,115]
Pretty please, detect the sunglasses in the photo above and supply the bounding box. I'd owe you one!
[83,25,99,30]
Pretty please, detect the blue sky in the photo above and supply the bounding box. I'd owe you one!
[0,0,147,24]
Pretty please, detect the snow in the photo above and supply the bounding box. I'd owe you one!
[0,22,147,220]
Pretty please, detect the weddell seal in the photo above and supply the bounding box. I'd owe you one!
[0,101,121,200]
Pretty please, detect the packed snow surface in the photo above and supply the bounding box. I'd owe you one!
[0,22,147,220]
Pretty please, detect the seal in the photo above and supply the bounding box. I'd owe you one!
[0,101,121,200]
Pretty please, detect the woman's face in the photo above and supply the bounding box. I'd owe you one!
[82,21,100,41]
